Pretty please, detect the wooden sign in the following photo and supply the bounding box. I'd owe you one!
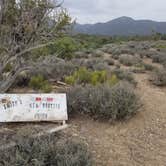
[0,94,68,122]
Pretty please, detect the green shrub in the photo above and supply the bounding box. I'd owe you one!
[108,74,119,87]
[74,67,92,84]
[41,83,52,93]
[0,133,93,166]
[29,75,44,89]
[31,37,79,59]
[65,76,75,85]
[67,82,141,121]
[55,37,79,59]
[65,68,107,86]
[29,75,52,92]
[31,46,50,59]
[90,70,107,85]
[3,63,12,72]
[155,45,166,49]
[151,68,166,86]
[65,67,137,86]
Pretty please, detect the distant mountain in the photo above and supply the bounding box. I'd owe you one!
[74,16,166,36]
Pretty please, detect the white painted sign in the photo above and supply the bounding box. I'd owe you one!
[0,94,68,122]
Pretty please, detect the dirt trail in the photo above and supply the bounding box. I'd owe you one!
[67,72,166,166]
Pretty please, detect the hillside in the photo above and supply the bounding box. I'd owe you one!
[74,16,166,36]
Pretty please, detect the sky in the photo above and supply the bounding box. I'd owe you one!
[63,0,166,24]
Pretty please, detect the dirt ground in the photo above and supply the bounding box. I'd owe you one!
[66,59,166,166]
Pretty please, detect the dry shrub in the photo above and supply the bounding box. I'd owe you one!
[92,50,104,57]
[139,50,158,59]
[132,68,146,74]
[16,57,77,87]
[112,69,136,85]
[74,51,90,59]
[67,82,141,121]
[143,63,156,71]
[151,68,166,86]
[119,54,142,66]
[112,54,120,60]
[92,62,110,71]
[151,52,166,66]
[112,47,135,56]
[74,58,110,71]
[131,63,155,73]
[0,132,93,166]
[104,59,115,66]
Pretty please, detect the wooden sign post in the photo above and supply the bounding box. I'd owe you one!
[0,94,68,124]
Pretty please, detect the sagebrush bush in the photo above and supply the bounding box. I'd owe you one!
[92,50,104,57]
[131,67,146,74]
[139,50,157,59]
[27,56,77,80]
[151,52,166,65]
[131,62,155,73]
[112,54,120,60]
[105,59,115,66]
[151,68,166,86]
[101,46,111,53]
[131,63,147,73]
[81,58,110,71]
[29,75,52,92]
[74,51,89,59]
[143,63,155,71]
[67,82,141,121]
[112,69,136,85]
[105,48,113,54]
[111,47,135,56]
[119,54,141,66]
[92,62,110,71]
[0,133,93,166]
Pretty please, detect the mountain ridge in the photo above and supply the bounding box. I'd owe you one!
[74,16,166,36]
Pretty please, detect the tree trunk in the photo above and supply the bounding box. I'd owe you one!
[0,66,33,92]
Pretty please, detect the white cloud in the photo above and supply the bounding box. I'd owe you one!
[63,0,166,24]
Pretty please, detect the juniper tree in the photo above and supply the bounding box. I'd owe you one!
[0,0,71,92]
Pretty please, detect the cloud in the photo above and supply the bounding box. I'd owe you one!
[63,0,166,23]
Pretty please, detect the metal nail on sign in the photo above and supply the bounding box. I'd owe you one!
[0,94,68,122]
